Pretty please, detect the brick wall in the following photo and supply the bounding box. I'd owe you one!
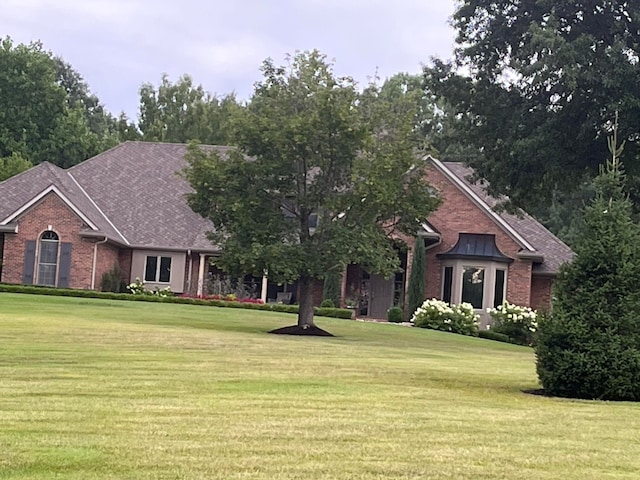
[530,275,553,312]
[94,243,120,291]
[1,192,129,291]
[422,165,534,307]
[3,193,105,290]
[118,249,133,287]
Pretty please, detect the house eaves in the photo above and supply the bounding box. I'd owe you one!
[0,223,18,233]
[1,185,99,230]
[426,156,536,252]
[126,243,222,254]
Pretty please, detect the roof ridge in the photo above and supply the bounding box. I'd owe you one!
[0,161,60,186]
[67,172,130,245]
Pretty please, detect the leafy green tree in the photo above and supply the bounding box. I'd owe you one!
[536,120,640,400]
[115,113,142,142]
[139,74,240,145]
[407,237,426,319]
[424,1,640,210]
[0,153,31,182]
[184,51,441,329]
[0,37,120,169]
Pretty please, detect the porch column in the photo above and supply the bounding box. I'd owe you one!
[261,271,268,303]
[197,253,206,297]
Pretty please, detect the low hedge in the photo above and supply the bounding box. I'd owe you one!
[0,284,354,319]
[478,329,513,344]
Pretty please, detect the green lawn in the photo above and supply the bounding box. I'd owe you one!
[1,293,639,479]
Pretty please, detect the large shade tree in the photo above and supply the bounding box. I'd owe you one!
[184,51,440,330]
[0,37,125,169]
[424,0,640,211]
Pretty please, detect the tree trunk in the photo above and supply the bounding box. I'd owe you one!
[297,274,316,328]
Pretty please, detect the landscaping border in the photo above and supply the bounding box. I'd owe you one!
[0,284,354,319]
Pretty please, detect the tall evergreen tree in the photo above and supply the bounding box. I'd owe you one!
[322,269,342,307]
[536,117,640,400]
[407,237,426,318]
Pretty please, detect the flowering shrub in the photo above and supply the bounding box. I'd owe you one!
[127,277,146,295]
[126,278,172,297]
[411,299,479,336]
[151,286,173,298]
[487,301,537,345]
[179,293,265,304]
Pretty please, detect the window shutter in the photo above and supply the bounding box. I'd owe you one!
[22,240,36,284]
[57,242,72,288]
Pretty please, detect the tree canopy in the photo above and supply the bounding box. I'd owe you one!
[424,0,640,210]
[139,74,240,145]
[0,37,126,169]
[184,51,440,328]
[0,153,31,182]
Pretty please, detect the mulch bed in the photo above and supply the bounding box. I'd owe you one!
[268,324,334,336]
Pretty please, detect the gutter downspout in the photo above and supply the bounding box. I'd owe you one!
[91,236,109,290]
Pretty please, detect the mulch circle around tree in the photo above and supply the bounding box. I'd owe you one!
[268,324,334,337]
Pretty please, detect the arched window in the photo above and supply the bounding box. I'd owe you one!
[38,231,59,286]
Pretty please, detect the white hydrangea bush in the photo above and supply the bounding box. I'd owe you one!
[486,301,538,345]
[411,298,479,336]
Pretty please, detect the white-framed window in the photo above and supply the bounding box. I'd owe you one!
[144,256,172,283]
[37,231,59,286]
[441,261,508,310]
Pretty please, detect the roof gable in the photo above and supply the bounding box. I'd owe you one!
[0,161,127,243]
[1,185,98,229]
[427,156,535,252]
[427,156,574,274]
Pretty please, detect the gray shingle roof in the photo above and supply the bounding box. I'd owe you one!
[69,142,229,251]
[0,161,125,242]
[440,161,574,274]
[0,142,228,252]
[0,142,574,273]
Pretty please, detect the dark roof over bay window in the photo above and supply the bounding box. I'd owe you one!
[437,233,513,263]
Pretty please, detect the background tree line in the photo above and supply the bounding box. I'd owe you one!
[0,36,241,181]
[6,0,640,250]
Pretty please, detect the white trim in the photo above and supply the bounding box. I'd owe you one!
[1,185,99,230]
[420,222,437,234]
[427,156,536,252]
[68,173,130,245]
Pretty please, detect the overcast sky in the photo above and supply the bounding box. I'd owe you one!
[2,0,458,120]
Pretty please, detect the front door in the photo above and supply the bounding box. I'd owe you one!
[368,273,394,319]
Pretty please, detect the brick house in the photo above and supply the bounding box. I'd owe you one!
[345,158,573,322]
[0,142,572,317]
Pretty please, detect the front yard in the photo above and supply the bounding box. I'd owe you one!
[1,293,639,479]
